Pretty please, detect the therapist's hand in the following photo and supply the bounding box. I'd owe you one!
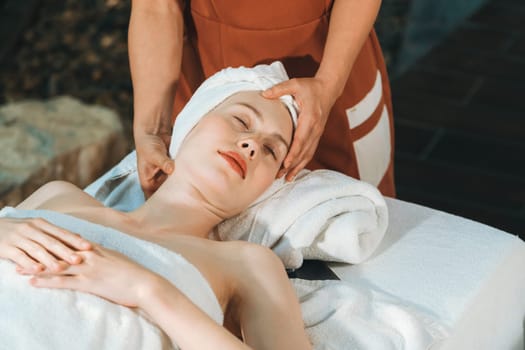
[0,217,92,272]
[135,132,175,198]
[262,77,336,181]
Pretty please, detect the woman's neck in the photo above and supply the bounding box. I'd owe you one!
[125,180,226,239]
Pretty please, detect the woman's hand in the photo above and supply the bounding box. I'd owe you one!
[25,245,161,308]
[262,77,337,181]
[0,217,92,272]
[135,132,175,198]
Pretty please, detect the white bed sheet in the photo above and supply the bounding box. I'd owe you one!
[329,198,525,350]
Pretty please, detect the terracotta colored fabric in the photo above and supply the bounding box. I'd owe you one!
[173,0,396,197]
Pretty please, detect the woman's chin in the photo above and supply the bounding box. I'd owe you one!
[186,170,246,206]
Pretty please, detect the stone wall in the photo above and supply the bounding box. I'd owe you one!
[0,96,127,206]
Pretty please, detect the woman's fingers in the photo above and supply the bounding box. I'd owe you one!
[14,238,67,272]
[10,248,44,272]
[18,218,90,266]
[22,222,88,265]
[0,217,93,272]
[26,247,151,308]
[33,218,92,252]
[30,275,79,290]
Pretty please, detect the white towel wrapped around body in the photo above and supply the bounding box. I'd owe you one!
[0,207,223,350]
[214,169,389,269]
[0,206,444,350]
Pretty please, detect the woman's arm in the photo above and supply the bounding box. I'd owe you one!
[264,0,382,180]
[227,243,312,349]
[141,276,251,349]
[129,0,182,197]
[28,245,251,350]
[0,181,93,272]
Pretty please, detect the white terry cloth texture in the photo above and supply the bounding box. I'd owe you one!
[0,206,443,350]
[292,278,448,350]
[0,206,223,350]
[213,168,388,269]
[169,60,298,157]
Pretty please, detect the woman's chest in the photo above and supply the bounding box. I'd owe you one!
[151,236,235,315]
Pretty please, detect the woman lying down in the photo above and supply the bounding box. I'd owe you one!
[0,63,312,349]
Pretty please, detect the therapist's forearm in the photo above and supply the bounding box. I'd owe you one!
[315,0,382,98]
[129,0,184,138]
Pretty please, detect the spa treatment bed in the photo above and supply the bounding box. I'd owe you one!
[329,197,525,349]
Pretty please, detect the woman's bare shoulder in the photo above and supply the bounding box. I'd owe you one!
[16,180,102,211]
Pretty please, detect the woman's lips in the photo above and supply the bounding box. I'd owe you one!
[218,151,247,179]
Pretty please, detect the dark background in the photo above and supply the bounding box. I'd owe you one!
[1,0,524,238]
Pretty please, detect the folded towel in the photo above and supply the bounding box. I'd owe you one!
[292,278,448,350]
[169,61,298,158]
[214,169,388,269]
[0,207,223,350]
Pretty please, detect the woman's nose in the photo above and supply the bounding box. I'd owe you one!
[240,139,258,159]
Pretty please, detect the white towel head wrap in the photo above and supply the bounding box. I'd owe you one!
[168,61,298,158]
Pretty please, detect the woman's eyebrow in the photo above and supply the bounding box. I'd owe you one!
[238,102,263,120]
[272,134,290,152]
[237,102,290,150]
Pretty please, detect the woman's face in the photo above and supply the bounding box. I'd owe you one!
[174,91,294,217]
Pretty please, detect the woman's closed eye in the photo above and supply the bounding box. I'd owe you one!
[264,144,277,160]
[234,116,249,130]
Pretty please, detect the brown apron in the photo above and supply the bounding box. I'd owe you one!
[173,0,396,197]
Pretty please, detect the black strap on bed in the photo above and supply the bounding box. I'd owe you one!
[286,260,340,280]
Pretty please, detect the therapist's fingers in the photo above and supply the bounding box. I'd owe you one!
[281,102,323,179]
[148,146,175,175]
[139,159,173,198]
[136,134,174,198]
[142,167,173,198]
[264,77,335,180]
[285,159,311,182]
[283,130,320,181]
[262,79,298,98]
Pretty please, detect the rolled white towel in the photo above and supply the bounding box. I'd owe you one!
[214,169,388,269]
